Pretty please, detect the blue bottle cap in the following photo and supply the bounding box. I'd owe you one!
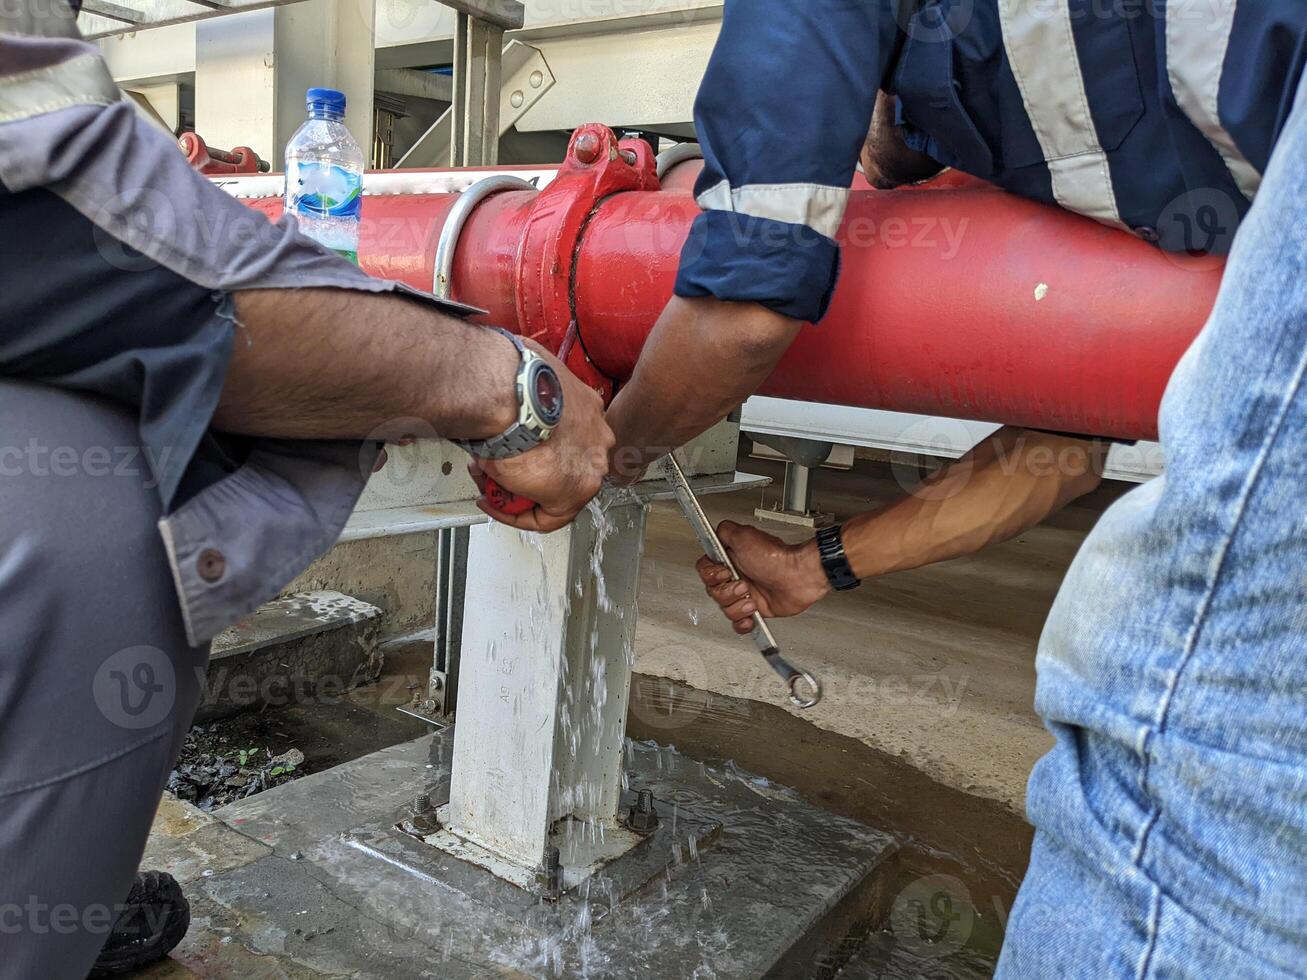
[306,87,346,115]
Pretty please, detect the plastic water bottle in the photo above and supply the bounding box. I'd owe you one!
[284,87,365,263]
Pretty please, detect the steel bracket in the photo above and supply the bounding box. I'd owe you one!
[396,40,555,168]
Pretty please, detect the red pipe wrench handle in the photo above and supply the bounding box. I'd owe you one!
[483,478,536,516]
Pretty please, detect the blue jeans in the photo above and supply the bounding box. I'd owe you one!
[996,87,1307,977]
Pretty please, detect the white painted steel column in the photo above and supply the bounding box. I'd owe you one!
[195,0,376,164]
[443,500,646,871]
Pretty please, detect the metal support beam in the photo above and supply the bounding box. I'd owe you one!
[782,461,814,516]
[396,39,553,168]
[433,501,643,888]
[124,81,183,132]
[753,436,836,530]
[80,0,146,25]
[125,89,176,134]
[81,0,311,39]
[436,500,646,882]
[375,67,453,103]
[430,525,468,717]
[418,425,751,892]
[450,12,502,165]
[438,0,523,30]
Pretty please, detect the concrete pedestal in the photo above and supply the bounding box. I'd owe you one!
[192,732,898,977]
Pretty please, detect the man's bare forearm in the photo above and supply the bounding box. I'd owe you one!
[605,296,802,477]
[839,428,1107,578]
[213,288,518,441]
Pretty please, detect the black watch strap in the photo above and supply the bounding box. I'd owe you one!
[816,524,861,591]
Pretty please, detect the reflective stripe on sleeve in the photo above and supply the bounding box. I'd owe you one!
[695,180,851,241]
[997,0,1126,229]
[1,0,84,38]
[0,50,119,123]
[1165,0,1261,201]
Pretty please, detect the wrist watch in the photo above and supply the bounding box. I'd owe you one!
[457,327,565,460]
[815,524,861,591]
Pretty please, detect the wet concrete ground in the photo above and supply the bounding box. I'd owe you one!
[132,452,1118,977]
[140,733,898,979]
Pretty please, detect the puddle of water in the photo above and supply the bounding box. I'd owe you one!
[629,674,1031,978]
[835,926,996,979]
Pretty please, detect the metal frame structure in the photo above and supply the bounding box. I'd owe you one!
[90,0,529,167]
[741,398,1166,485]
[79,0,522,38]
[397,38,554,167]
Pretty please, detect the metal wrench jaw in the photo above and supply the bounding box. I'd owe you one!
[663,453,825,709]
[763,650,823,709]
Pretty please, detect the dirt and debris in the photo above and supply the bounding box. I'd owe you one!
[168,720,308,810]
[168,687,434,811]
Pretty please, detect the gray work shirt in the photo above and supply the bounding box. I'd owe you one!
[0,2,466,645]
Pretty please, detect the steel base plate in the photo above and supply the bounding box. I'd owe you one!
[202,731,898,977]
[754,505,836,529]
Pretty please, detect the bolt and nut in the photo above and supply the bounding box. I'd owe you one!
[404,792,440,834]
[624,789,660,834]
[535,845,563,899]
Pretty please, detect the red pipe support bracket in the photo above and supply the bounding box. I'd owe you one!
[236,124,1224,440]
[182,132,268,175]
[502,124,660,401]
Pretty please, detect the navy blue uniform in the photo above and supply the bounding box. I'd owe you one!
[675,0,1307,323]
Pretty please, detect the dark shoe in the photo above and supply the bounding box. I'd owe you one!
[88,870,190,977]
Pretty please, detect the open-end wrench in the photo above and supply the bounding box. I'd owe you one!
[661,454,822,709]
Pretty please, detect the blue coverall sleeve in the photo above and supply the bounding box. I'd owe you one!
[674,0,893,324]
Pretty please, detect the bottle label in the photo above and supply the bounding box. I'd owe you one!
[286,161,362,219]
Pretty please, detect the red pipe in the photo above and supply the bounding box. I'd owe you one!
[237,124,1224,440]
[574,182,1220,440]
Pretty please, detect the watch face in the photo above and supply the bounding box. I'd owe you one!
[530,362,565,426]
